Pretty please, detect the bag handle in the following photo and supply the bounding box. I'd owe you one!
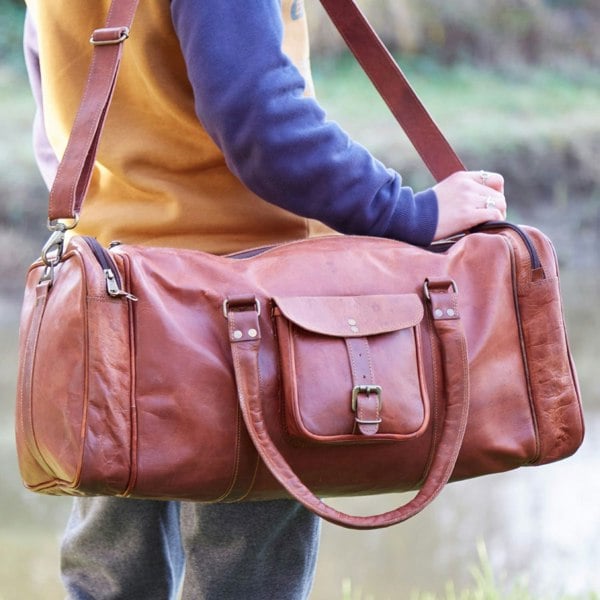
[226,281,470,529]
[48,0,465,223]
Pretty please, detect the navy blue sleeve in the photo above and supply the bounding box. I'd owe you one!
[170,0,438,245]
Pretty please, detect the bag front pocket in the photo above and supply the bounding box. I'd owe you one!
[273,294,430,444]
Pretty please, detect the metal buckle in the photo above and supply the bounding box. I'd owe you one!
[351,385,382,412]
[41,228,66,268]
[222,298,261,318]
[47,215,80,232]
[423,278,458,301]
[90,27,130,46]
[42,215,79,265]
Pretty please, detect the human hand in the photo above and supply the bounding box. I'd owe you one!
[432,170,507,241]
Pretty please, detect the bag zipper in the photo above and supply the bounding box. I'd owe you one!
[82,237,137,301]
[471,221,542,270]
[81,223,539,301]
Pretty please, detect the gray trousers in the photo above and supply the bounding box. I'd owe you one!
[61,497,321,600]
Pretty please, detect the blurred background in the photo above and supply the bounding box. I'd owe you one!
[1,0,598,598]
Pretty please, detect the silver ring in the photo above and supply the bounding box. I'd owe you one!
[485,196,496,209]
[480,170,490,184]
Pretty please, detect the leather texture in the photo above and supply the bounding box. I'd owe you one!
[15,0,584,529]
[15,226,584,528]
[273,294,429,442]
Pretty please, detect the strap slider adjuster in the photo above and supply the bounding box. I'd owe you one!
[90,27,130,46]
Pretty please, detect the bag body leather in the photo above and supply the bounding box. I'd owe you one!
[16,225,583,520]
[15,0,584,529]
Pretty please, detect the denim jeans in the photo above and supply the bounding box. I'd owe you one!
[61,497,321,599]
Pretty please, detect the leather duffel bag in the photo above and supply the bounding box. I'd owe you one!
[15,0,584,529]
[16,222,584,528]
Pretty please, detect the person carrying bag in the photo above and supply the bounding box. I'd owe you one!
[17,0,582,598]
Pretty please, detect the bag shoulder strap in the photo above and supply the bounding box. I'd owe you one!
[48,0,465,223]
[319,0,464,181]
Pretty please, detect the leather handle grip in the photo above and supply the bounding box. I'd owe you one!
[228,288,470,530]
[47,0,464,222]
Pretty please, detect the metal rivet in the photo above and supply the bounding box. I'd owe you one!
[434,309,443,318]
[348,318,357,326]
[350,326,359,333]
[248,328,258,338]
[446,308,455,317]
[233,330,243,340]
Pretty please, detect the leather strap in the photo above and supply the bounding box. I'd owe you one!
[227,284,470,529]
[319,0,465,180]
[345,337,381,436]
[48,1,140,222]
[48,0,464,222]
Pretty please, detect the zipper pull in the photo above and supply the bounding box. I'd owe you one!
[104,268,138,301]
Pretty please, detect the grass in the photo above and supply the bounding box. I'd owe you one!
[339,542,600,600]
[313,57,600,139]
[0,531,65,600]
[312,57,600,196]
[0,67,48,296]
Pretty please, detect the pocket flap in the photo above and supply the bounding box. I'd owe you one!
[273,294,423,338]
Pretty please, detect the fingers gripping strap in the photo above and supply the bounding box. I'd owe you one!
[228,290,470,530]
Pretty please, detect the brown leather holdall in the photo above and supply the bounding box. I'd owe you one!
[15,0,584,529]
